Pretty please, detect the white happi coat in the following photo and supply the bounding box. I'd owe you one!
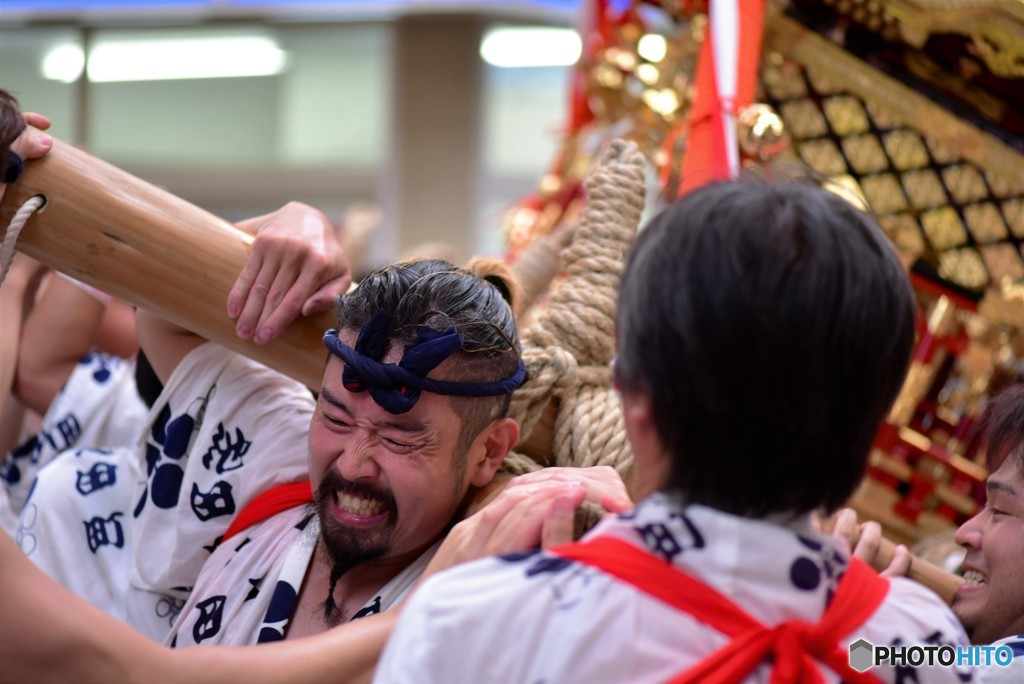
[1,353,147,534]
[979,635,1024,683]
[168,506,437,647]
[17,343,311,641]
[377,493,976,684]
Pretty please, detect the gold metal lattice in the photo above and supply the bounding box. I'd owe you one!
[761,53,1024,294]
[861,173,909,214]
[965,203,1008,244]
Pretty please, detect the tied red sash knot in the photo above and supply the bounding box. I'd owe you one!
[553,537,889,684]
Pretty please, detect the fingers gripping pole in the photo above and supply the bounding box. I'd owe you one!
[819,514,964,605]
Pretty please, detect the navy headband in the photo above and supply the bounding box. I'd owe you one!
[323,310,526,414]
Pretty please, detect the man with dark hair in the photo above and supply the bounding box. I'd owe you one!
[0,101,628,672]
[377,177,973,682]
[164,258,527,645]
[950,385,1024,681]
[18,226,580,644]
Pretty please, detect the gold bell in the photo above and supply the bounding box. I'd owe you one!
[737,103,789,161]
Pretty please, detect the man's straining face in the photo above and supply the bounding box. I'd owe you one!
[953,457,1024,644]
[307,350,474,583]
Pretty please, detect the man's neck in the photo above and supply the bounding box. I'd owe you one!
[285,535,434,640]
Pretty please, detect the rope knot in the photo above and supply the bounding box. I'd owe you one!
[545,347,581,391]
[519,346,579,396]
[575,365,613,387]
[507,139,644,485]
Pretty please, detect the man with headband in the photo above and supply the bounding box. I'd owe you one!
[17,211,627,646]
[163,258,526,646]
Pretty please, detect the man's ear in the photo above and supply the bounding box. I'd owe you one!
[467,417,520,487]
[620,388,669,499]
[620,389,655,441]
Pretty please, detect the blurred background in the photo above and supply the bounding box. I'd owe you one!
[0,0,589,266]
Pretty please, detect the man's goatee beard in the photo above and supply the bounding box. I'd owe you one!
[314,470,397,625]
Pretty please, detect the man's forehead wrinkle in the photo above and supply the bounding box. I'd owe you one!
[377,417,431,434]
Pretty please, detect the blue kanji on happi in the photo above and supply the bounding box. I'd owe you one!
[191,481,236,521]
[137,400,202,514]
[84,512,126,553]
[192,595,227,644]
[75,461,117,496]
[201,423,251,474]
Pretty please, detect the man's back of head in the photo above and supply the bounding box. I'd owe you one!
[615,177,916,517]
[375,174,970,684]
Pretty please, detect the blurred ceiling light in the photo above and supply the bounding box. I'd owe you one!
[637,33,668,63]
[42,43,86,83]
[42,36,287,83]
[480,26,581,68]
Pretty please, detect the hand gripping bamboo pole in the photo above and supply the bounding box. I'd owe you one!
[0,139,334,391]
[861,534,964,606]
[821,515,965,605]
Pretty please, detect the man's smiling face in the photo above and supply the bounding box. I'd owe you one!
[953,456,1024,644]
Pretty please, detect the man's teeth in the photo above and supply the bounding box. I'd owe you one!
[335,491,384,517]
[963,570,987,586]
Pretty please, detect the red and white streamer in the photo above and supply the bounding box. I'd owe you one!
[677,0,766,197]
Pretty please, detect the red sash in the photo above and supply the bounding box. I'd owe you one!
[221,481,313,543]
[553,537,887,684]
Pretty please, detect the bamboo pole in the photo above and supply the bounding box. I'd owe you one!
[0,138,334,391]
[0,138,563,459]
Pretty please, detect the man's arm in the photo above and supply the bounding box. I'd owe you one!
[14,275,135,415]
[0,470,590,684]
[0,520,395,684]
[0,256,47,450]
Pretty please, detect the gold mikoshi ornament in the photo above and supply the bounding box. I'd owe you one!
[737,103,789,161]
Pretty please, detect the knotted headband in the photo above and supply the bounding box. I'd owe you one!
[323,310,526,414]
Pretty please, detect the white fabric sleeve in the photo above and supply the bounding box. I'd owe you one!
[130,342,315,596]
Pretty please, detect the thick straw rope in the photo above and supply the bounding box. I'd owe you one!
[507,139,646,486]
[0,194,45,288]
[509,221,575,319]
